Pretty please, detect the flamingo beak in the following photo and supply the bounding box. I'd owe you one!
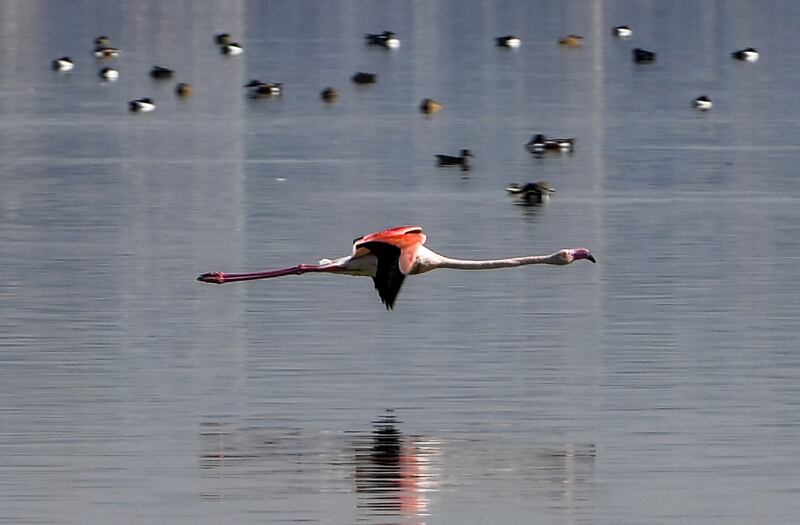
[587,254,596,263]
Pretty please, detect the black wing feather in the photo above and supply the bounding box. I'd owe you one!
[358,241,406,310]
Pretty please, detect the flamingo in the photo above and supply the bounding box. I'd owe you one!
[197,225,596,310]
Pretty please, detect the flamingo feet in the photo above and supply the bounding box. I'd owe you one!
[197,272,225,284]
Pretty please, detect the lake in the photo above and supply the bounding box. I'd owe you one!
[1,1,799,523]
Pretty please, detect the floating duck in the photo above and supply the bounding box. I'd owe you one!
[221,42,243,55]
[244,80,282,97]
[436,149,473,170]
[505,181,556,204]
[365,31,400,49]
[558,35,583,47]
[419,98,443,114]
[633,48,656,63]
[320,87,339,103]
[94,46,119,58]
[525,134,575,154]
[693,95,712,111]
[731,47,758,62]
[98,67,118,81]
[129,98,155,112]
[175,82,193,97]
[351,72,377,84]
[150,66,174,79]
[613,25,633,38]
[52,56,74,71]
[496,35,521,48]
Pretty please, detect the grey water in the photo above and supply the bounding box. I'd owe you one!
[2,0,800,523]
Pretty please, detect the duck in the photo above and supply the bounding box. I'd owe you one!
[633,47,656,63]
[320,87,339,103]
[436,149,473,170]
[94,46,119,58]
[613,25,633,38]
[215,33,232,45]
[496,35,521,48]
[98,67,119,81]
[525,134,575,154]
[150,66,174,79]
[351,71,377,84]
[51,56,74,71]
[365,31,400,49]
[558,34,583,47]
[419,98,443,114]
[505,181,556,204]
[129,98,155,112]
[731,47,758,62]
[693,95,712,111]
[244,80,282,97]
[221,42,243,55]
[175,82,193,97]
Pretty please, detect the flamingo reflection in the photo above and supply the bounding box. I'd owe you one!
[353,411,441,523]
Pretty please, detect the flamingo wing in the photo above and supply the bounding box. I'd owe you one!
[351,226,427,309]
[358,241,405,309]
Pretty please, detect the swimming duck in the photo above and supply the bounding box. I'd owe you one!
[693,95,712,111]
[525,134,575,154]
[613,25,632,38]
[215,33,232,45]
[98,67,118,81]
[129,98,155,112]
[496,35,521,48]
[731,47,758,62]
[175,82,193,97]
[244,80,282,97]
[365,31,400,49]
[505,181,556,204]
[558,35,583,47]
[94,46,119,58]
[221,42,243,55]
[52,56,74,71]
[351,72,377,84]
[419,98,443,114]
[320,87,339,102]
[150,66,174,79]
[436,149,473,170]
[633,48,656,63]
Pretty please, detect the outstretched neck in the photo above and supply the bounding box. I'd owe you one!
[434,253,562,270]
[413,246,567,273]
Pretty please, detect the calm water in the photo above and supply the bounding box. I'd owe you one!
[2,1,800,523]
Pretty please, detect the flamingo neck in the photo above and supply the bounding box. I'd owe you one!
[417,249,563,273]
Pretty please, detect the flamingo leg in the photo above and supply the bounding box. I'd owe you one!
[197,264,334,284]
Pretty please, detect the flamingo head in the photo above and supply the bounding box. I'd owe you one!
[570,248,596,263]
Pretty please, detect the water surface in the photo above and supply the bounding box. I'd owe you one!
[1,1,800,524]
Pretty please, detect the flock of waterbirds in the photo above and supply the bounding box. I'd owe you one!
[47,26,756,309]
[50,26,757,193]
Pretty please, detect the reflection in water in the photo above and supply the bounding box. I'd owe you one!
[353,411,441,524]
[197,414,441,522]
[532,443,596,513]
[197,415,590,521]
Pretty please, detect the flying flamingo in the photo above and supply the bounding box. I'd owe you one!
[197,225,596,310]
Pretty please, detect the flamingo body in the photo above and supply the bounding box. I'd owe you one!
[198,226,595,310]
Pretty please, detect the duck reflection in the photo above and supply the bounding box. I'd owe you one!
[353,411,441,523]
